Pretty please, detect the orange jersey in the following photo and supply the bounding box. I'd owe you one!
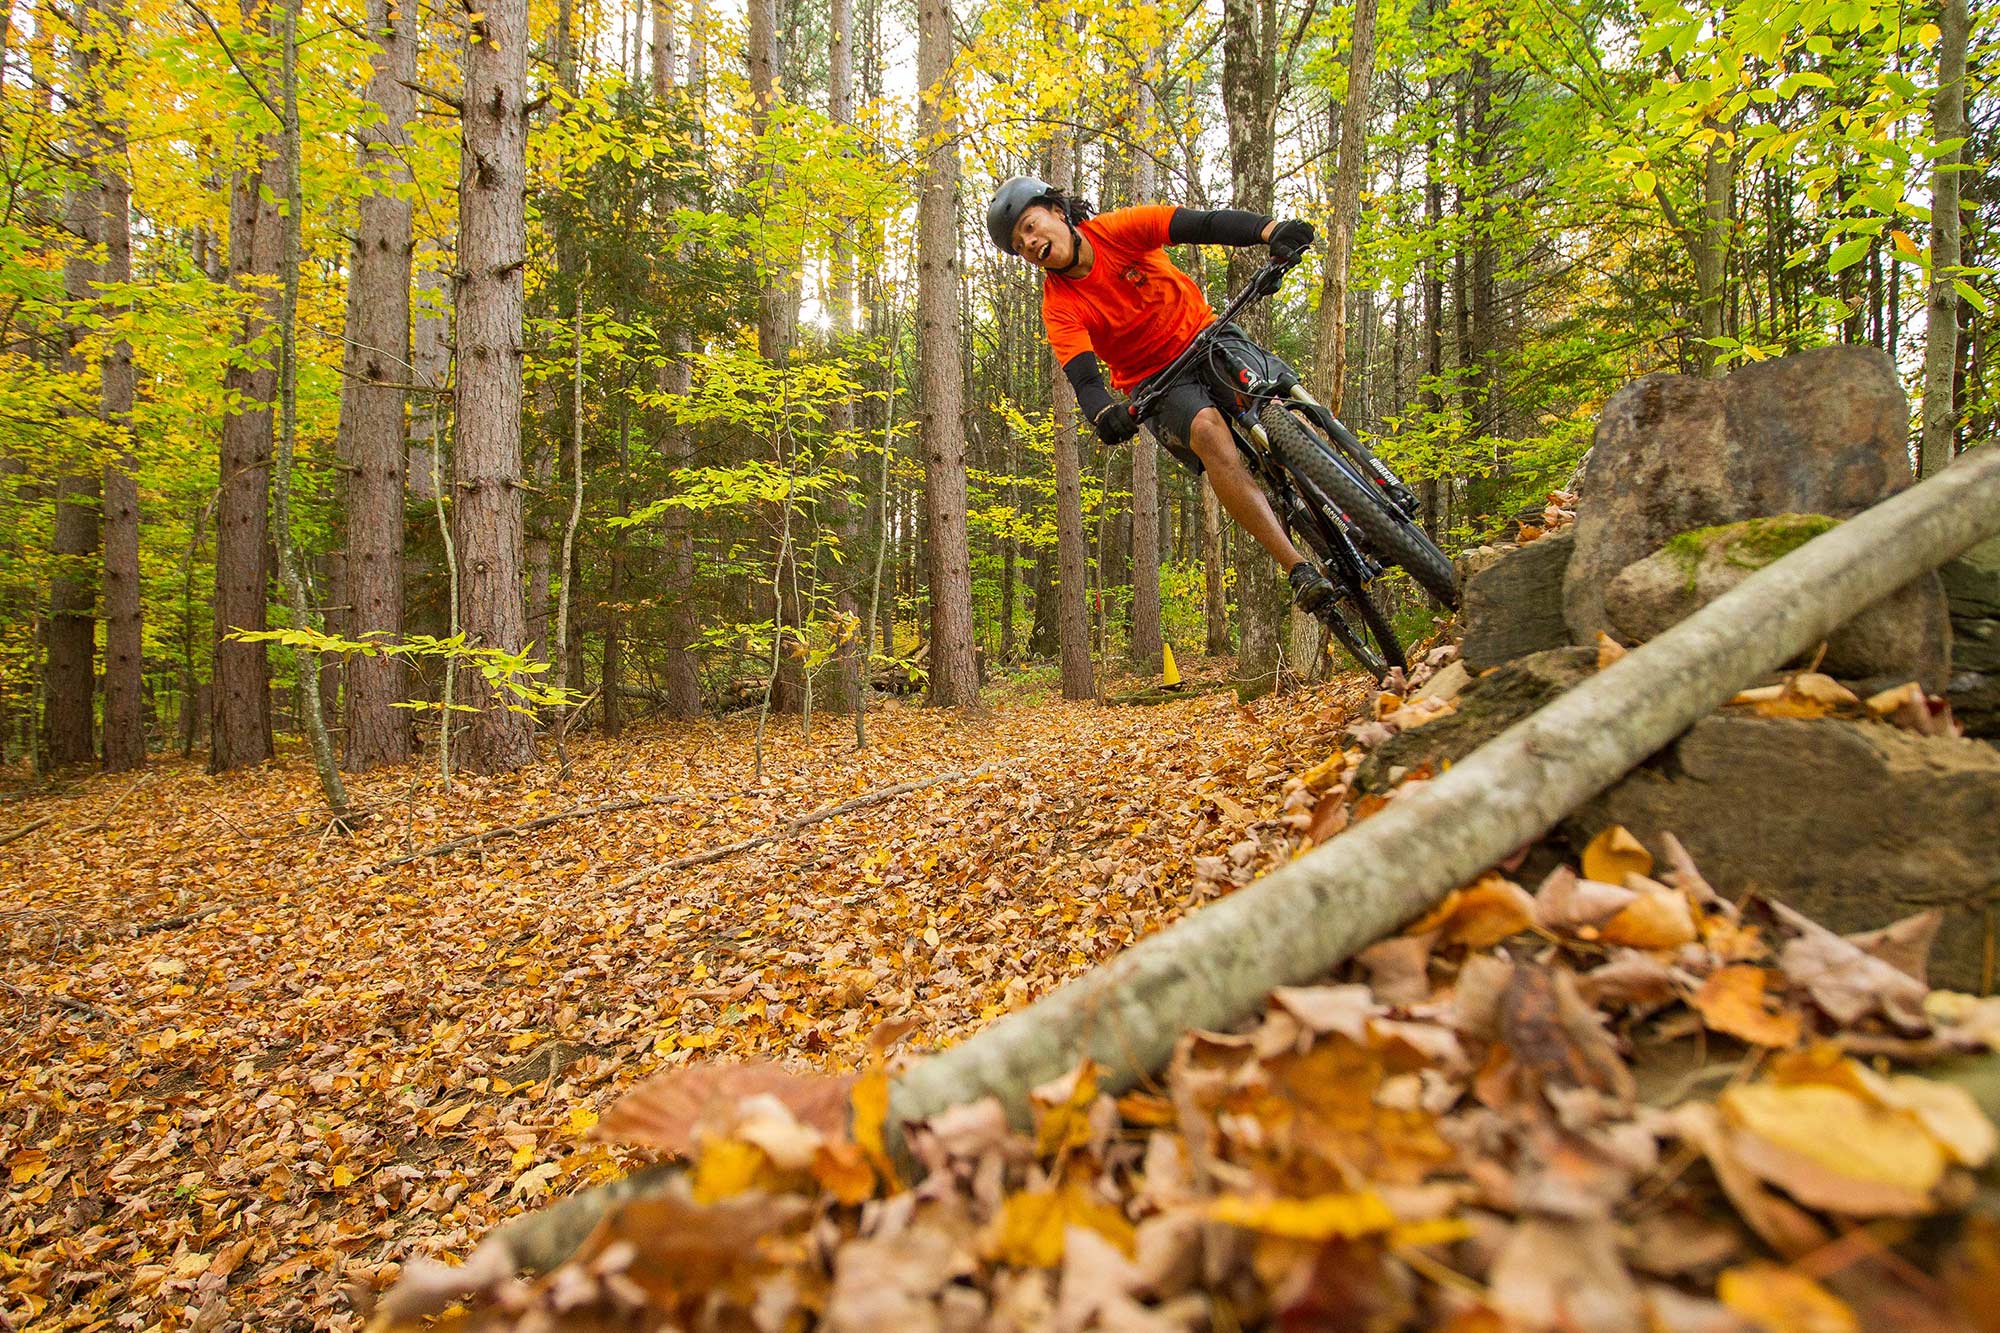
[1041,205,1214,391]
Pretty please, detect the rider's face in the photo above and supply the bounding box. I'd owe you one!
[1012,204,1074,271]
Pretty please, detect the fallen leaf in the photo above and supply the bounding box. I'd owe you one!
[1596,632,1627,669]
[1720,1081,1945,1215]
[1716,1262,1858,1333]
[1206,1190,1398,1240]
[1599,885,1698,950]
[1434,874,1537,949]
[1843,909,1943,984]
[1770,900,1930,1031]
[594,1062,855,1158]
[987,1182,1136,1268]
[1582,825,1652,884]
[1693,967,1802,1047]
[1534,865,1637,933]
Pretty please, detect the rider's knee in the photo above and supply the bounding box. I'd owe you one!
[1187,409,1235,466]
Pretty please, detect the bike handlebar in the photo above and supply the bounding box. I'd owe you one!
[1127,251,1303,422]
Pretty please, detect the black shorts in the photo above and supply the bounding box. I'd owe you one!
[1133,374,1217,476]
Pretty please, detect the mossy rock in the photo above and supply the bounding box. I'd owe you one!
[1604,516,1951,693]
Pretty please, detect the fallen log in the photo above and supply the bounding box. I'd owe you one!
[364,795,678,873]
[889,445,2000,1128]
[608,765,995,893]
[0,814,54,847]
[401,446,2000,1284]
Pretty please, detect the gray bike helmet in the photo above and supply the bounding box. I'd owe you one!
[987,174,1062,254]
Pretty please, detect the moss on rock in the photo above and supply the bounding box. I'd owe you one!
[1661,514,1840,590]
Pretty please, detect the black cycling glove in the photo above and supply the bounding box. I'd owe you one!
[1093,402,1139,446]
[1267,218,1314,260]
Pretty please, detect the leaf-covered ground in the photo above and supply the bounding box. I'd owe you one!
[1,668,1372,1329]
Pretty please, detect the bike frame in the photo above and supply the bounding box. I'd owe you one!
[1128,257,1416,591]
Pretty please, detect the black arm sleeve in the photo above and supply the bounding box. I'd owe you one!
[1061,351,1118,423]
[1167,207,1272,247]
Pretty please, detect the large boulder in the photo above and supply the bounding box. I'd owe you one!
[1461,531,1576,671]
[1941,538,2000,738]
[1602,515,1951,693]
[1569,715,2000,991]
[1565,347,1913,643]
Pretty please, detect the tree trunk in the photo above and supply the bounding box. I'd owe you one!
[820,0,861,717]
[1920,0,1969,477]
[90,0,141,772]
[890,444,2000,1127]
[1127,93,1163,676]
[47,8,102,769]
[1219,0,1285,697]
[271,0,349,816]
[1311,0,1376,416]
[210,19,280,773]
[1046,135,1095,700]
[339,0,415,770]
[915,0,978,707]
[1202,479,1229,655]
[452,0,536,774]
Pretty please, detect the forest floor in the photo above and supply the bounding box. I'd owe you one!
[0,656,1375,1330]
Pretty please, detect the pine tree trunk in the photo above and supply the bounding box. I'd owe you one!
[1920,0,1969,477]
[1202,479,1229,655]
[1219,0,1284,698]
[915,0,979,707]
[1127,88,1163,676]
[1311,0,1375,417]
[339,0,415,770]
[820,0,861,717]
[1047,135,1095,700]
[452,0,536,774]
[210,40,280,774]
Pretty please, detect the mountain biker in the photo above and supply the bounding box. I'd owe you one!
[986,174,1337,617]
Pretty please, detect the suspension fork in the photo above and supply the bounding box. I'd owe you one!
[1232,412,1383,587]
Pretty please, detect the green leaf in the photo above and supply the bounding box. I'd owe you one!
[1828,236,1872,274]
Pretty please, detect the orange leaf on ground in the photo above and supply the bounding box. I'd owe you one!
[594,1062,855,1158]
[1598,886,1697,950]
[1693,966,1802,1047]
[1581,825,1652,884]
[1432,874,1536,949]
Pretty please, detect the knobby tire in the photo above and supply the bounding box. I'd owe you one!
[1320,585,1401,680]
[1258,402,1459,608]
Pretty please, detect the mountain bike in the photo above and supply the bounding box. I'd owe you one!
[1127,254,1458,680]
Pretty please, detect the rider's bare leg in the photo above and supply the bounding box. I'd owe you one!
[1186,407,1308,570]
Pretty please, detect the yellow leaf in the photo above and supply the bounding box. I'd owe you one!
[1208,1190,1399,1240]
[1919,21,1941,44]
[331,1165,355,1187]
[1891,229,1919,256]
[1693,966,1802,1047]
[1581,825,1651,884]
[1300,750,1348,792]
[10,1150,46,1184]
[923,925,940,948]
[1717,1262,1858,1333]
[1033,1060,1099,1158]
[851,1066,897,1189]
[1595,631,1627,669]
[507,1032,540,1051]
[510,1142,535,1169]
[568,1105,599,1136]
[1720,1082,1945,1215]
[987,1182,1136,1267]
[434,1102,472,1129]
[690,1137,780,1203]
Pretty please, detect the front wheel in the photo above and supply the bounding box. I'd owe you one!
[1319,583,1403,681]
[1259,402,1459,608]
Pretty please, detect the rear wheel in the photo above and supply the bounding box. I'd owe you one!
[1260,401,1459,608]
